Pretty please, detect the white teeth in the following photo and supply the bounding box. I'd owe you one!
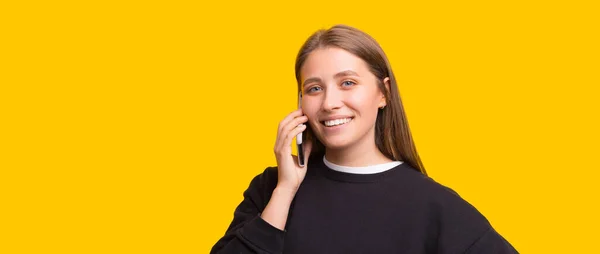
[324,118,352,127]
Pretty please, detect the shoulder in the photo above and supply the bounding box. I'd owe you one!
[400,164,498,251]
[254,166,279,185]
[399,163,488,219]
[248,166,279,191]
[243,166,279,208]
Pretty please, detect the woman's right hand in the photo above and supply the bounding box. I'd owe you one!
[273,109,313,193]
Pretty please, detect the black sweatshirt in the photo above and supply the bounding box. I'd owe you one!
[211,155,518,254]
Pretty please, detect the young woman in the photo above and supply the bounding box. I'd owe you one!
[211,25,518,254]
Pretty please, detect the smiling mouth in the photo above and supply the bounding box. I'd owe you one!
[321,117,354,127]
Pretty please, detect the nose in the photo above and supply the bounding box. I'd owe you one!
[321,85,343,112]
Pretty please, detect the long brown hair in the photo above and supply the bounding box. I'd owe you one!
[295,24,427,175]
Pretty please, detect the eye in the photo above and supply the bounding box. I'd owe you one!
[342,80,356,87]
[307,86,322,93]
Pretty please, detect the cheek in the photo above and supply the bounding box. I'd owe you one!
[353,88,382,110]
[302,105,319,122]
[348,96,378,114]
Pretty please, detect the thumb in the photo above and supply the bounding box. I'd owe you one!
[303,138,313,166]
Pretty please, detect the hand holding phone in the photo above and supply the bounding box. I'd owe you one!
[273,94,311,192]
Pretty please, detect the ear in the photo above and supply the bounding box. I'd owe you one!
[379,77,391,108]
[383,77,391,92]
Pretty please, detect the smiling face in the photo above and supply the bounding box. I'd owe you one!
[300,47,387,152]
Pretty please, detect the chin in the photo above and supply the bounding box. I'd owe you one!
[321,137,353,150]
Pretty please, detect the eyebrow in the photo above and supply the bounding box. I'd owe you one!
[302,70,360,87]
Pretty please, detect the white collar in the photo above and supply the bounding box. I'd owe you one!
[322,155,403,174]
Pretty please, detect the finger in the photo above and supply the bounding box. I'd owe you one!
[283,123,307,152]
[276,115,307,150]
[275,109,303,150]
[277,109,304,135]
[280,115,308,141]
[275,124,306,157]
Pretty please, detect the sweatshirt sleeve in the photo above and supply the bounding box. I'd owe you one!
[464,227,519,254]
[432,184,519,254]
[210,167,286,254]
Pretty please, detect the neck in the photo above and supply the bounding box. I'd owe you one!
[324,130,393,167]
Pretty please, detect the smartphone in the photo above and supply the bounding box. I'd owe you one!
[297,92,305,167]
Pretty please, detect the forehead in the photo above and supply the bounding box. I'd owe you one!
[300,47,371,80]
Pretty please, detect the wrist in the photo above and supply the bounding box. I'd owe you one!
[273,185,298,199]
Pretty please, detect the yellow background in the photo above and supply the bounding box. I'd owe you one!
[1,0,599,253]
